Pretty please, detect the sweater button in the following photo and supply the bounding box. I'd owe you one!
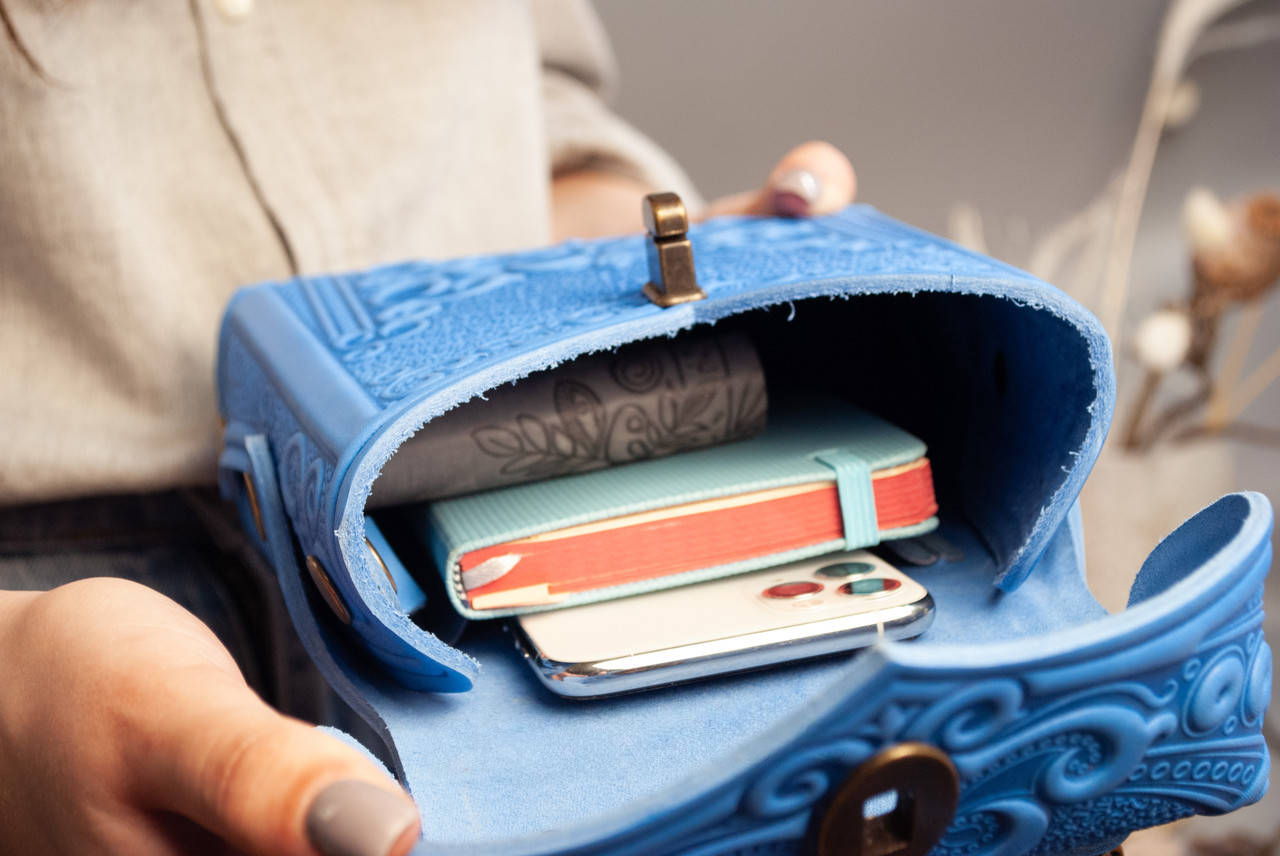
[214,0,255,21]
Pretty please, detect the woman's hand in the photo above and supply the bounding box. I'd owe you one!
[0,142,854,855]
[551,141,857,241]
[0,579,419,856]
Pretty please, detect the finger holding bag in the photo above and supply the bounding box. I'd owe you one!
[0,579,419,856]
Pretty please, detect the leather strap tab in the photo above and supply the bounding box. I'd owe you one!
[814,449,880,549]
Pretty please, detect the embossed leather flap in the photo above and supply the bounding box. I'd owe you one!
[216,206,1114,690]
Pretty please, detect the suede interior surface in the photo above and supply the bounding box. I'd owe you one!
[277,493,1269,855]
[236,207,1115,690]
[1127,493,1253,608]
[330,515,1106,847]
[718,292,1097,587]
[328,282,1107,688]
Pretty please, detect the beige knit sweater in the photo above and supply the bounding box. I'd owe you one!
[0,0,695,505]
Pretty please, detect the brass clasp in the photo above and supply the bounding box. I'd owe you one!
[641,192,705,307]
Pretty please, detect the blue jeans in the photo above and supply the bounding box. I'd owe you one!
[0,489,334,725]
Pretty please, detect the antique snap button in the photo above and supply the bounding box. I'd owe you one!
[815,742,958,856]
[364,537,398,593]
[241,471,266,540]
[306,555,352,625]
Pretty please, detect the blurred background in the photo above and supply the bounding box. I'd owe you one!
[596,1,1279,852]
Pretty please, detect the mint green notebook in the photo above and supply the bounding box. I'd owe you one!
[423,398,938,619]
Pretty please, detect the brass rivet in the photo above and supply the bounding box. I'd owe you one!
[305,555,351,625]
[365,536,398,593]
[242,471,266,541]
[642,192,706,308]
[817,742,959,856]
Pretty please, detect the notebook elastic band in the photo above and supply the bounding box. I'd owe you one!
[814,449,880,549]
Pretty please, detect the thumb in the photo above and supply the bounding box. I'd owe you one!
[133,671,419,856]
[703,140,857,220]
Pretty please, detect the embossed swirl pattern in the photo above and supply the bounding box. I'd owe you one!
[638,570,1269,856]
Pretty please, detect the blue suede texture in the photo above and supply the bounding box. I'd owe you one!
[215,207,1273,855]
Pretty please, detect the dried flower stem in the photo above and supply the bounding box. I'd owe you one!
[1122,369,1163,450]
[1206,302,1264,430]
[1224,340,1280,426]
[1098,0,1247,343]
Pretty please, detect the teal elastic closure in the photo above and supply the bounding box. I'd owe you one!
[814,449,880,549]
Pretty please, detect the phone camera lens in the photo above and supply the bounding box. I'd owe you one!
[815,561,876,578]
[763,581,823,599]
[839,577,901,596]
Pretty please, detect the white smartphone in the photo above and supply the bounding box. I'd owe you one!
[512,549,934,698]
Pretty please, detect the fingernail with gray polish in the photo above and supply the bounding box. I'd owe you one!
[771,169,822,217]
[307,780,420,856]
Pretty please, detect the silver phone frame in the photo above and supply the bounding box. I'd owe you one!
[512,591,935,699]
